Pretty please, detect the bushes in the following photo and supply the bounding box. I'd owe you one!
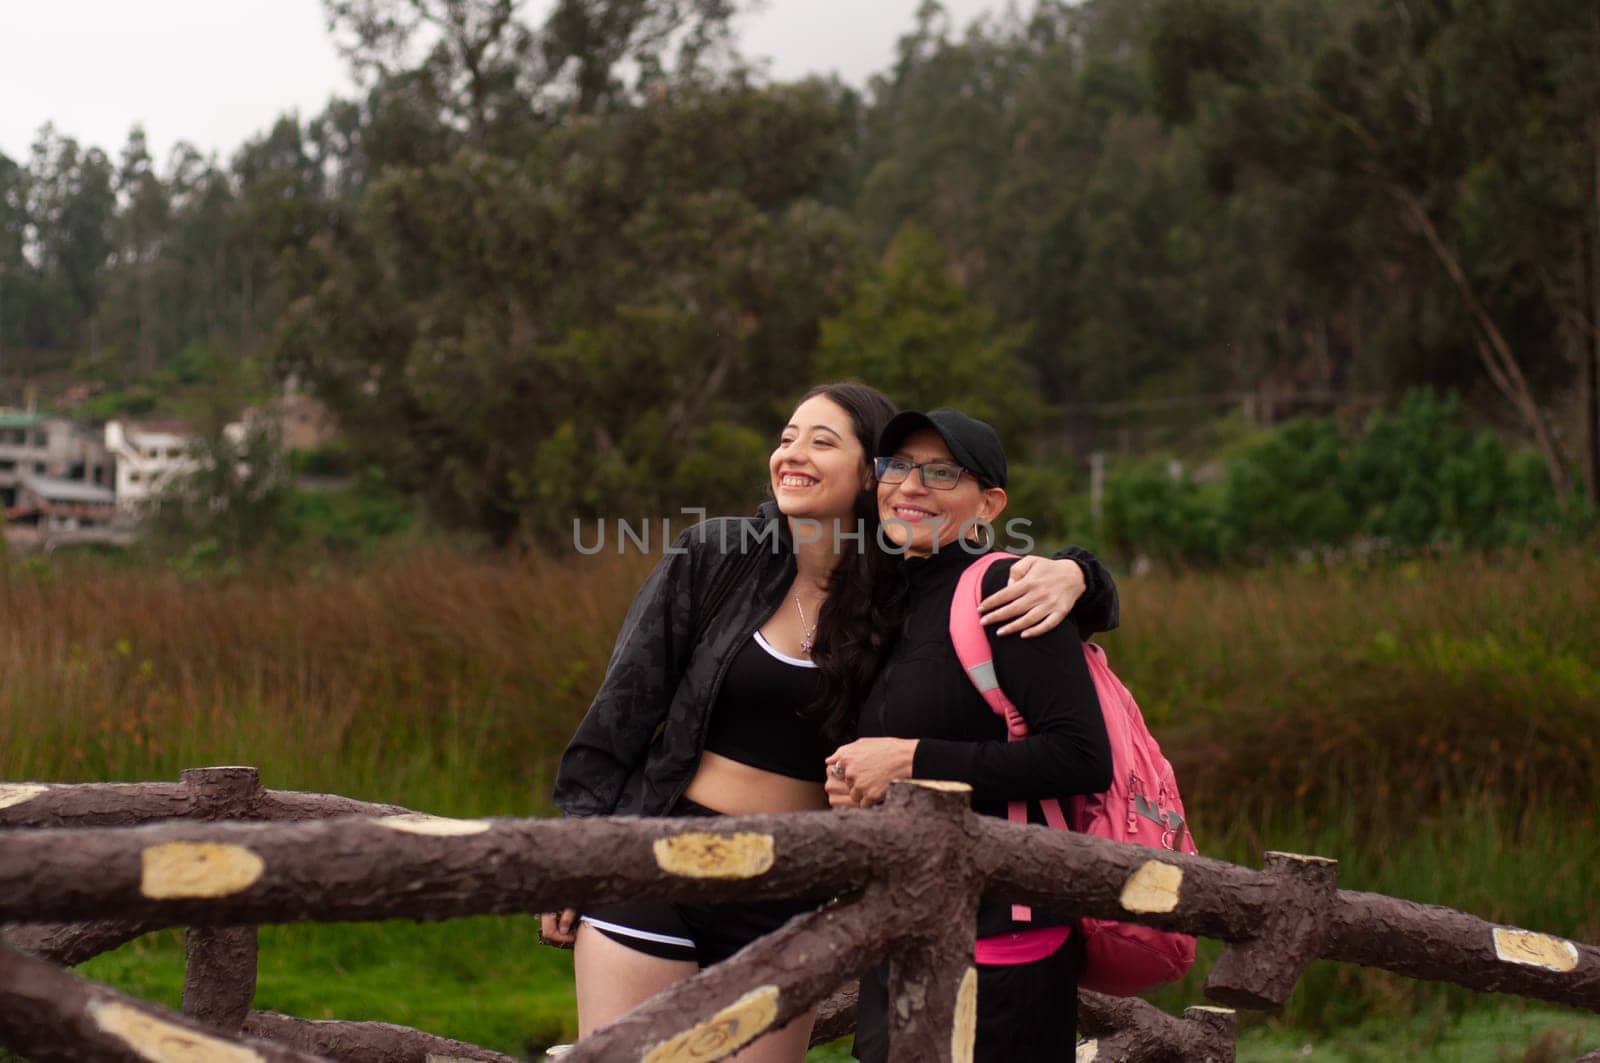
[1220,418,1358,558]
[1349,392,1566,550]
[1102,459,1220,566]
[1095,391,1593,566]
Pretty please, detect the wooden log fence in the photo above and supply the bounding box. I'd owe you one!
[0,769,1596,1062]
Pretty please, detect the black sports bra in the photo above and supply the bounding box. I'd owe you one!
[702,632,830,782]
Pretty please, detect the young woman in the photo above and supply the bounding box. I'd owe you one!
[826,408,1113,1063]
[546,384,1118,1062]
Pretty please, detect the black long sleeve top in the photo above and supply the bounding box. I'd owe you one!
[856,546,1114,936]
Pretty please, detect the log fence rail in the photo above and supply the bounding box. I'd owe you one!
[0,768,1594,1062]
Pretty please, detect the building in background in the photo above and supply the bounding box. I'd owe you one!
[0,411,113,509]
[276,385,339,452]
[3,473,128,550]
[103,418,202,513]
[2,400,312,550]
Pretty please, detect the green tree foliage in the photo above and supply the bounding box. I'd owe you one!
[278,81,857,541]
[814,224,1038,441]
[1220,418,1357,559]
[1,0,1596,551]
[18,127,117,353]
[1144,0,1597,499]
[147,419,296,563]
[1099,391,1586,566]
[1348,391,1563,550]
[1101,458,1219,568]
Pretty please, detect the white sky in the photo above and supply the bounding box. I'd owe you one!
[0,0,1014,169]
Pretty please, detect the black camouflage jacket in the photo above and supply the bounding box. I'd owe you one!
[552,502,1120,818]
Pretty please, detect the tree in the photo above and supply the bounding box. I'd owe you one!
[815,224,1040,444]
[113,126,170,375]
[324,0,540,146]
[26,126,116,354]
[1145,0,1588,498]
[323,0,744,141]
[542,0,743,115]
[148,420,295,560]
[0,151,26,382]
[277,81,857,542]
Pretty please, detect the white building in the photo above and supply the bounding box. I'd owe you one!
[104,418,201,513]
[0,412,112,509]
[103,417,255,514]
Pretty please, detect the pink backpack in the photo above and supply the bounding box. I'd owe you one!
[950,552,1198,996]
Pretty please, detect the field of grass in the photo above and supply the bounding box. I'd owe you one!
[2,543,1597,1059]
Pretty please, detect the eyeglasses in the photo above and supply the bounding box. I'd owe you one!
[874,456,970,491]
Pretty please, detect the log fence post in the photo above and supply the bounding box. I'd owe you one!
[1204,851,1338,1010]
[879,782,982,1063]
[179,766,262,1033]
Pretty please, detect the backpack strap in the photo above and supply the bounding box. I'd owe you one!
[950,552,1028,738]
[951,551,1074,918]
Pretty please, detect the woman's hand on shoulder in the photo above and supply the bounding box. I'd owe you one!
[979,554,1083,638]
[825,738,919,808]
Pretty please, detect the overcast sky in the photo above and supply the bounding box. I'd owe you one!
[0,0,1014,168]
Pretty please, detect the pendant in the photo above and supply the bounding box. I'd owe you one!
[801,635,814,655]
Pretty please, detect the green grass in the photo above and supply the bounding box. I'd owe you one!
[1235,1005,1600,1061]
[76,920,575,1059]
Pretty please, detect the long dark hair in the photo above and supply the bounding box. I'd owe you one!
[794,381,906,745]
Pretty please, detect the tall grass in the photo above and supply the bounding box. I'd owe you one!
[1109,550,1600,815]
[0,546,651,814]
[2,544,1597,1040]
[1104,548,1600,1032]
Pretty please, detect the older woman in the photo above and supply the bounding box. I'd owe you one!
[827,408,1113,1063]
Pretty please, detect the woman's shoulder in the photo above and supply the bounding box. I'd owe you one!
[974,550,1023,597]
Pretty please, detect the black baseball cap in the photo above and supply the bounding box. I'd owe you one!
[877,408,1008,488]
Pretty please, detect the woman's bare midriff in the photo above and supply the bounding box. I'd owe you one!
[682,751,829,814]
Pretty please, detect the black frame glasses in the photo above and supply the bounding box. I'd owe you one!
[874,456,970,491]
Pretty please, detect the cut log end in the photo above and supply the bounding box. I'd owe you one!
[904,780,973,794]
[952,967,978,1063]
[641,985,780,1063]
[90,998,265,1063]
[1120,860,1184,914]
[1493,928,1579,973]
[0,784,48,811]
[376,814,493,837]
[652,833,775,879]
[1261,851,1336,866]
[140,842,265,899]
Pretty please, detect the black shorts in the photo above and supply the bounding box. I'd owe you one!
[581,798,823,968]
[853,933,1082,1062]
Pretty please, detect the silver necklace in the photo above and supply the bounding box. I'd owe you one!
[794,594,817,655]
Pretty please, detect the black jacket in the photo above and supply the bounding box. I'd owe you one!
[553,503,1119,818]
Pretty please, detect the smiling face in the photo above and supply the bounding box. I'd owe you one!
[768,394,870,524]
[876,428,1007,556]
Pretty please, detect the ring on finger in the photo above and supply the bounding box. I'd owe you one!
[830,762,846,779]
